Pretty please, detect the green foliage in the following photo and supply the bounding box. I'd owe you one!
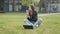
[21,0,40,6]
[34,0,40,6]
[21,0,31,6]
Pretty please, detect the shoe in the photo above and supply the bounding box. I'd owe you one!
[36,25,38,27]
[33,25,38,27]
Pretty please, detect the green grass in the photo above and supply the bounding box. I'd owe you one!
[0,13,60,34]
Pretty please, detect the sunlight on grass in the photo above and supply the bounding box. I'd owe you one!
[0,13,60,34]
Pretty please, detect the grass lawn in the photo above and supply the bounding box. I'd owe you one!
[0,13,60,34]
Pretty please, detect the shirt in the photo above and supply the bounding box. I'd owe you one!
[27,11,37,22]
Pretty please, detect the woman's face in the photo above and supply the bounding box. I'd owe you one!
[29,6,32,12]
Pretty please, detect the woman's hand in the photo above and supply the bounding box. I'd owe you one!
[28,16,30,18]
[26,10,30,18]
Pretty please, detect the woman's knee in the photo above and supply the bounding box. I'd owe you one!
[24,19,29,24]
[24,19,28,22]
[38,18,43,22]
[24,18,30,23]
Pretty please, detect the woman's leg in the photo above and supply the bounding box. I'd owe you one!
[34,18,43,27]
[24,19,33,25]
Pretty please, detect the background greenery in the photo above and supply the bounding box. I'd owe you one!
[21,0,40,6]
[21,0,31,6]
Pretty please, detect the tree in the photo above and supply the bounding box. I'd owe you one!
[39,0,47,13]
[21,0,31,6]
[34,0,40,6]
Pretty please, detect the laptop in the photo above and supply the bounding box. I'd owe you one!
[23,25,33,29]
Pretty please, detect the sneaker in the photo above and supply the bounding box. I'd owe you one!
[35,25,38,27]
[33,25,38,27]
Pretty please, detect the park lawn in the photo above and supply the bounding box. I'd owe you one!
[0,13,60,34]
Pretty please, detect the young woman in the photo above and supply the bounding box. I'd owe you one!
[24,5,43,27]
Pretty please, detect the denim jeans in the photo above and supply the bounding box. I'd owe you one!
[24,18,43,26]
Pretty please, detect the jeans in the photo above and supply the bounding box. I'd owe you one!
[24,18,43,26]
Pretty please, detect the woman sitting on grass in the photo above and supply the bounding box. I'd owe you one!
[24,5,43,27]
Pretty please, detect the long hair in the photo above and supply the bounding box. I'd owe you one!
[30,5,35,11]
[28,5,35,14]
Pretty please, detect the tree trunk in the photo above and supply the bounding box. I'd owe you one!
[39,0,43,13]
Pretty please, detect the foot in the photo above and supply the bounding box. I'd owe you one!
[33,25,38,27]
[35,25,38,27]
